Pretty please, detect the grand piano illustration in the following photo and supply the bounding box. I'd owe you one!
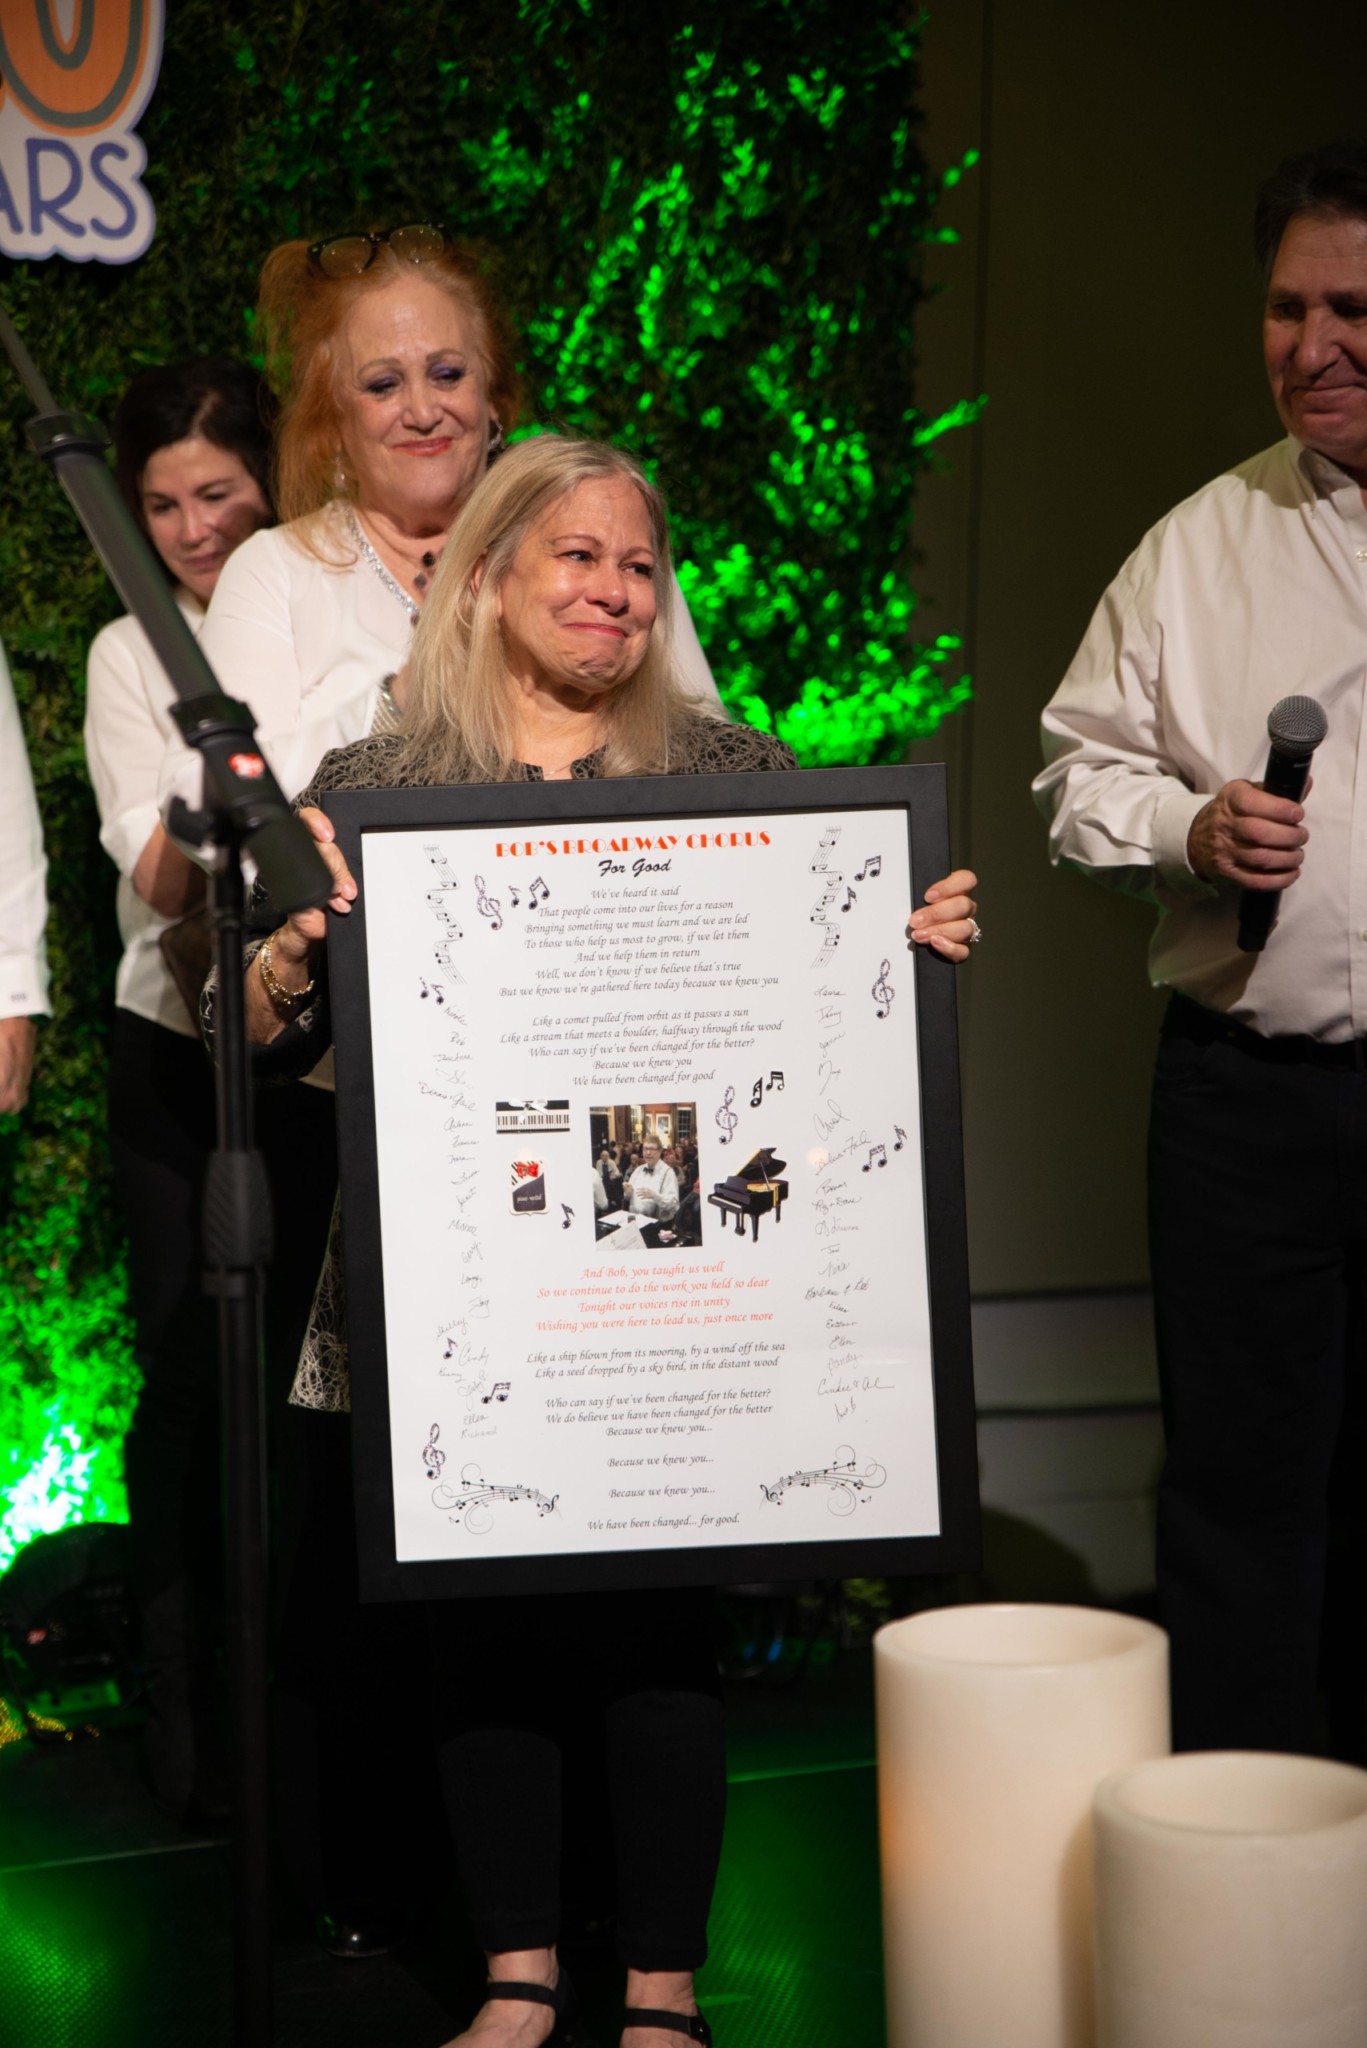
[708,1146,789,1241]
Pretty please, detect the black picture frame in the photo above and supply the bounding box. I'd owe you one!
[324,765,980,1600]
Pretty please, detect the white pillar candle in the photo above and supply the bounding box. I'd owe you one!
[1093,1751,1367,2048]
[875,1603,1169,2048]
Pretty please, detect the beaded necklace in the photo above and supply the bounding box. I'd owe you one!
[346,506,437,624]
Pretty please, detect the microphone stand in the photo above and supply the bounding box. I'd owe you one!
[0,297,331,2048]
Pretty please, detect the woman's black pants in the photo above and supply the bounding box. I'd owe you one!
[428,1584,726,1971]
[109,1008,339,1806]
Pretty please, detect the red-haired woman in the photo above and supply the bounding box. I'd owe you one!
[172,225,721,806]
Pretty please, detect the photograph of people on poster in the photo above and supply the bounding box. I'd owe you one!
[592,1105,701,1248]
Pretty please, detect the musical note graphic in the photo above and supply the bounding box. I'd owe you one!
[862,1142,888,1172]
[528,876,550,908]
[433,1463,559,1534]
[750,1076,763,1109]
[810,825,841,874]
[854,855,882,882]
[770,1070,785,1092]
[812,929,840,969]
[893,1124,907,1151]
[422,1423,445,1481]
[419,977,446,1005]
[474,874,502,930]
[561,1203,574,1230]
[716,1086,738,1145]
[422,847,467,979]
[810,878,841,923]
[873,959,895,1018]
[507,884,522,910]
[481,1381,511,1405]
[840,886,857,912]
[426,851,462,937]
[760,1446,888,1516]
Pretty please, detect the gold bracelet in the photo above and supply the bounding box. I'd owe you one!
[258,931,316,1008]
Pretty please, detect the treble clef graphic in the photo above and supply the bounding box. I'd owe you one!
[423,1423,446,1482]
[873,959,895,1019]
[716,1086,738,1145]
[474,874,502,931]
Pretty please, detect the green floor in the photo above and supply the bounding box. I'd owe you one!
[0,1643,885,2048]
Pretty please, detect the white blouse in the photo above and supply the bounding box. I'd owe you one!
[85,592,206,1036]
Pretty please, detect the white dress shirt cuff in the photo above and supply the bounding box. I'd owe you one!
[0,950,51,1020]
[1151,786,1216,897]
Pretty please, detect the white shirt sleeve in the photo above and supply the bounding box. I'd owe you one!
[198,526,306,729]
[160,519,420,824]
[1033,551,1212,902]
[158,528,306,822]
[670,572,727,717]
[85,617,169,880]
[0,643,51,1019]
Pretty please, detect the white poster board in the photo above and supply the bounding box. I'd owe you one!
[327,767,977,1598]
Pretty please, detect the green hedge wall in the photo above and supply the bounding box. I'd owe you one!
[0,0,978,1566]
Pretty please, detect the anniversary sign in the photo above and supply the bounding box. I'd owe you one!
[325,766,978,1598]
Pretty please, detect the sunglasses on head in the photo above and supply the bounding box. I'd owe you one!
[306,222,449,278]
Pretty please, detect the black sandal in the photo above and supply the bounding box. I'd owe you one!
[622,2012,713,2044]
[484,1970,579,2045]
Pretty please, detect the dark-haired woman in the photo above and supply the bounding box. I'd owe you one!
[83,357,338,1825]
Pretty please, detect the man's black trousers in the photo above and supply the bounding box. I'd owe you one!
[1149,1000,1367,1753]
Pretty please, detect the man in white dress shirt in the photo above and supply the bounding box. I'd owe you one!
[1035,143,1367,1756]
[0,643,50,1113]
[624,1136,680,1224]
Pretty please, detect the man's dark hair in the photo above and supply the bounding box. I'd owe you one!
[111,356,278,551]
[1254,142,1367,280]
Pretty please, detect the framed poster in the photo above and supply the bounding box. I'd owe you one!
[325,766,979,1599]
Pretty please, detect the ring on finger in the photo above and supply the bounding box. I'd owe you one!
[966,917,982,945]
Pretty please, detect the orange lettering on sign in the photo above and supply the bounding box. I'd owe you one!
[0,1,152,136]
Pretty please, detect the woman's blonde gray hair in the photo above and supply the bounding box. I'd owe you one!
[401,435,695,782]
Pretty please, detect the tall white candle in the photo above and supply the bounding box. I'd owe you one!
[875,1603,1169,2048]
[1093,1751,1367,2048]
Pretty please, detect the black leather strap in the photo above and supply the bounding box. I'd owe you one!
[486,1979,557,2008]
[1163,991,1367,1072]
[623,2011,712,2044]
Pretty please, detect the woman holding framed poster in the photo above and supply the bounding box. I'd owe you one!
[213,436,977,2048]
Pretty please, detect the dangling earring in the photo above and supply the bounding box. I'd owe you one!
[333,450,351,497]
[486,418,505,467]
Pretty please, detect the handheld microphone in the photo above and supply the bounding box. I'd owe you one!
[1236,695,1328,954]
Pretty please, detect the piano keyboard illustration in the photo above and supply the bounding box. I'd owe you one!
[495,1104,570,1133]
